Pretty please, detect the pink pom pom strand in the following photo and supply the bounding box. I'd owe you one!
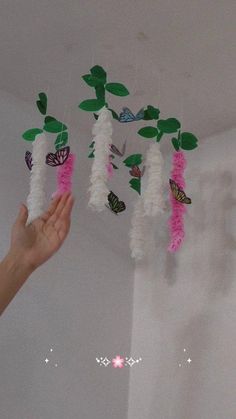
[52,153,76,199]
[167,150,187,253]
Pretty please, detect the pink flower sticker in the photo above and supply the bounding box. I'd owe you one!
[112,355,124,368]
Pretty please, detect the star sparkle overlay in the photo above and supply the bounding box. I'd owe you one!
[178,348,192,367]
[96,356,142,368]
[43,347,58,367]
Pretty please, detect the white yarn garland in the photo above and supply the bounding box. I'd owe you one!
[142,141,165,217]
[88,106,112,211]
[129,197,149,261]
[26,132,48,225]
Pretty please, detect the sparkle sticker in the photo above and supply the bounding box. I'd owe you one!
[96,356,142,368]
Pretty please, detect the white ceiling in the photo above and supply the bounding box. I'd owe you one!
[0,0,235,149]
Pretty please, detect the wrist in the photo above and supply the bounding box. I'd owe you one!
[5,249,35,277]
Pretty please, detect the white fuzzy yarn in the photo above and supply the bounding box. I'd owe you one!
[88,106,112,211]
[26,132,48,224]
[142,141,165,216]
[129,197,149,260]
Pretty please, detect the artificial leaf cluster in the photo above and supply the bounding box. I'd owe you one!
[79,65,129,113]
[22,92,69,151]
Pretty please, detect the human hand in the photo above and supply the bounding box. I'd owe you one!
[9,192,75,272]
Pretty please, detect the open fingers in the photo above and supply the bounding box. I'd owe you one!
[54,194,75,238]
[39,193,62,223]
[46,192,72,224]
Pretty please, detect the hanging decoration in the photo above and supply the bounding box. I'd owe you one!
[78,64,199,258]
[167,151,190,252]
[142,142,165,217]
[79,65,129,211]
[52,152,76,199]
[129,197,149,260]
[87,105,113,211]
[18,66,199,257]
[22,92,75,222]
[26,132,48,224]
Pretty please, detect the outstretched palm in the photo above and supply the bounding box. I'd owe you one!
[10,192,74,271]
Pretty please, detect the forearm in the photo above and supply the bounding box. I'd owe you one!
[0,251,33,316]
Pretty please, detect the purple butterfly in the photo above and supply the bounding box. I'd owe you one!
[109,140,126,157]
[25,151,33,171]
[46,146,70,166]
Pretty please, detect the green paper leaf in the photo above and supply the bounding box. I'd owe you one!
[36,100,46,115]
[44,120,67,133]
[95,84,105,101]
[157,118,181,133]
[22,128,43,141]
[129,178,141,195]
[78,98,105,112]
[180,132,198,150]
[123,154,143,167]
[82,74,104,87]
[36,92,47,115]
[171,137,180,151]
[105,83,129,96]
[108,108,119,120]
[156,131,164,142]
[89,141,95,148]
[38,92,47,107]
[90,65,107,84]
[55,131,68,150]
[138,126,158,138]
[143,105,160,120]
[88,151,95,158]
[44,116,56,124]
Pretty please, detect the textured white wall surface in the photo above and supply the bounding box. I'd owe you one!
[128,128,236,419]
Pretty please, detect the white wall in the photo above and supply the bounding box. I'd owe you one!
[128,127,236,419]
[0,90,134,419]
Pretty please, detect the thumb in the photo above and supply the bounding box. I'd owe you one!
[16,203,28,226]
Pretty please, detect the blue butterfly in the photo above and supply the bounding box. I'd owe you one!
[118,107,144,123]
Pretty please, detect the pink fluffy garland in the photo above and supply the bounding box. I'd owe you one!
[167,150,187,252]
[52,153,76,198]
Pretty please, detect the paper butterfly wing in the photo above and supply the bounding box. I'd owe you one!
[46,146,70,167]
[119,107,136,123]
[109,140,127,157]
[109,144,123,157]
[129,165,142,178]
[107,191,126,214]
[169,179,191,204]
[135,108,145,120]
[25,151,33,171]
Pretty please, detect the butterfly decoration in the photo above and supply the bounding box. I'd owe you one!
[118,107,144,123]
[25,146,70,170]
[46,146,70,167]
[25,151,33,171]
[129,165,145,178]
[109,140,126,157]
[169,179,192,204]
[105,191,126,215]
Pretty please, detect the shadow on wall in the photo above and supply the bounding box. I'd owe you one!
[188,169,236,297]
[151,169,236,297]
